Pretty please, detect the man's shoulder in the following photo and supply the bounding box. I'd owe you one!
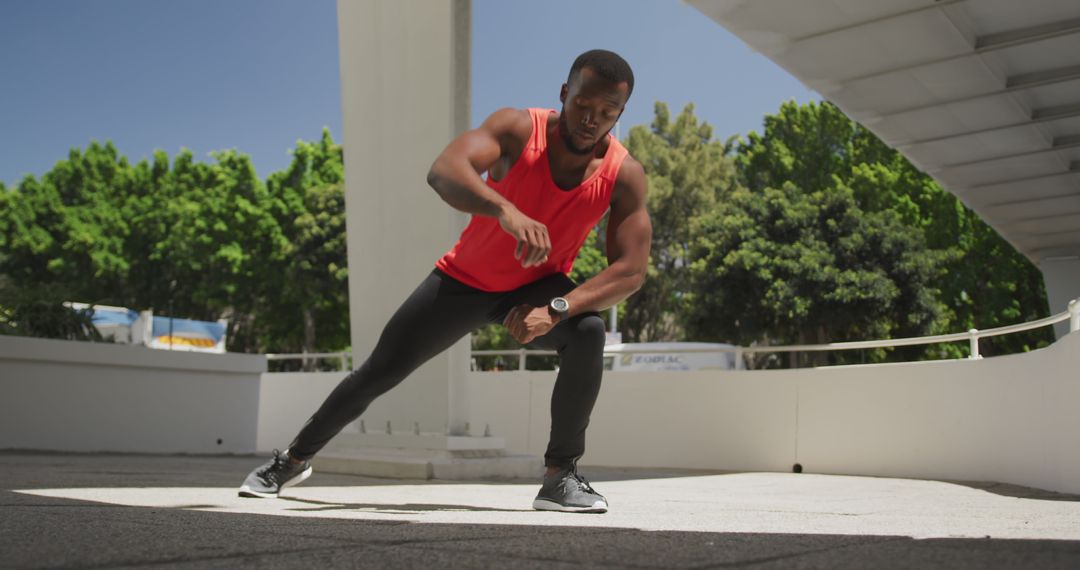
[615,153,645,185]
[482,107,537,139]
[610,152,647,207]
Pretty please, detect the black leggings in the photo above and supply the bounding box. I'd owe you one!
[288,269,607,468]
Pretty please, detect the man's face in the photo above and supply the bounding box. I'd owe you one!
[558,66,630,155]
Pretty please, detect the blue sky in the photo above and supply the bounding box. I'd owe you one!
[0,0,817,188]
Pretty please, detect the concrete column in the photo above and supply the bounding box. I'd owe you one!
[337,0,471,434]
[1040,257,1080,339]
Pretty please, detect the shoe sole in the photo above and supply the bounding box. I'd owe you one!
[238,465,313,498]
[532,498,608,513]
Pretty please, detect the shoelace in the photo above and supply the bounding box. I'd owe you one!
[567,469,599,496]
[260,449,290,485]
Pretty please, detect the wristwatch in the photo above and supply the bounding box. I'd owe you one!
[548,297,570,321]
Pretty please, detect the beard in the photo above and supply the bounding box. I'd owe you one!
[557,113,601,156]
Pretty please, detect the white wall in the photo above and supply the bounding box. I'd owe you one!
[257,333,1080,494]
[0,335,265,454]
[794,340,1079,492]
[256,372,342,453]
[256,368,475,453]
[7,330,1075,494]
[464,371,799,472]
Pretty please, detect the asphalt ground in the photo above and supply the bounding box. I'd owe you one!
[3,452,1080,569]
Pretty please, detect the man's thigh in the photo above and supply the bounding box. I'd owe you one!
[373,270,499,363]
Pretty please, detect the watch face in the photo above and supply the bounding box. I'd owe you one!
[551,297,569,313]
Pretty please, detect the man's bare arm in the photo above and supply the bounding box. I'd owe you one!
[503,157,651,343]
[427,108,551,267]
[563,157,651,317]
[426,108,518,216]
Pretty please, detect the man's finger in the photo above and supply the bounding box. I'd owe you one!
[504,305,526,328]
[503,306,519,327]
[536,230,551,265]
[535,227,547,254]
[513,305,532,340]
[510,316,525,341]
[531,229,548,265]
[522,230,536,266]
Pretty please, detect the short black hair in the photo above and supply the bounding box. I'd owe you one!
[568,49,634,97]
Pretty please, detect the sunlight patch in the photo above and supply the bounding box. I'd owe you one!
[14,473,1080,541]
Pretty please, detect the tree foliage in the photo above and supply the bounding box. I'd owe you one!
[0,277,105,342]
[619,102,738,342]
[733,101,1050,358]
[259,130,349,358]
[477,100,1049,365]
[0,101,1051,365]
[0,131,349,356]
[685,182,943,365]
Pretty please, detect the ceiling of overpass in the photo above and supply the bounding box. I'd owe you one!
[687,0,1080,263]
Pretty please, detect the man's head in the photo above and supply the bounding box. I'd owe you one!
[558,49,634,155]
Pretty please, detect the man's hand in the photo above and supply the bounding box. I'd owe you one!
[498,205,551,267]
[503,304,560,344]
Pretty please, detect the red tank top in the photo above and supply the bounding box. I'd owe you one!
[436,108,628,292]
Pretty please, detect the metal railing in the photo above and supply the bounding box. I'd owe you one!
[263,299,1079,372]
[473,298,1080,371]
[265,351,351,371]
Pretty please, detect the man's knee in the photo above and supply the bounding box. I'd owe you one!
[568,314,607,351]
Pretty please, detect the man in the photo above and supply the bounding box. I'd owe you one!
[239,49,651,513]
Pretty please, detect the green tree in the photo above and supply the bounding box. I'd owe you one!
[619,102,738,342]
[849,133,1051,355]
[0,141,282,335]
[0,278,106,342]
[685,182,944,367]
[0,147,133,341]
[734,100,1051,357]
[120,149,184,314]
[126,148,286,353]
[0,182,13,275]
[568,226,607,285]
[0,142,134,304]
[259,129,350,362]
[0,136,353,356]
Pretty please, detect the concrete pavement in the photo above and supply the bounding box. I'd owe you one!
[3,452,1080,568]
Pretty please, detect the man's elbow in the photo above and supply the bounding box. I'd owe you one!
[622,265,648,294]
[426,164,449,200]
[426,165,443,191]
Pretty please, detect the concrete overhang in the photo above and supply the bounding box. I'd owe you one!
[688,0,1080,263]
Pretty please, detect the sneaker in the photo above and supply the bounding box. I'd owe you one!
[238,449,313,498]
[532,465,608,513]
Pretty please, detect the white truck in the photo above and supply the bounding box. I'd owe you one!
[604,342,745,372]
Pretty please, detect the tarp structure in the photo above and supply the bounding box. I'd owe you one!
[65,302,227,353]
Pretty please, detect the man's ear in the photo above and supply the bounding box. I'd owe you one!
[559,83,568,104]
